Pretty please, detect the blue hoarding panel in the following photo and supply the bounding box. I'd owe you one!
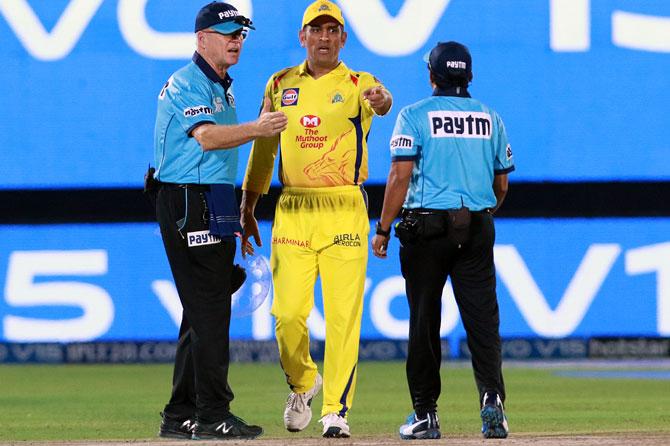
[1,0,669,188]
[1,218,669,358]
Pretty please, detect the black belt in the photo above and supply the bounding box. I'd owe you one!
[402,207,491,216]
[162,183,211,192]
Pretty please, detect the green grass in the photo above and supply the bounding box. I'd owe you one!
[0,362,669,440]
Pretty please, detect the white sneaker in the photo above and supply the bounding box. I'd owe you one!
[284,373,322,432]
[320,412,351,438]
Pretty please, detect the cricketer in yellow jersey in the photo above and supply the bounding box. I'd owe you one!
[240,0,392,438]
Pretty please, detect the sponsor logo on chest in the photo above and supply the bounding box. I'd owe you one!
[300,115,321,128]
[213,96,224,113]
[281,88,299,106]
[428,111,492,139]
[187,230,221,247]
[296,114,327,149]
[226,91,236,108]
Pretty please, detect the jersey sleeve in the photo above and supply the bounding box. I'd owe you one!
[242,77,279,194]
[492,112,515,175]
[390,106,421,161]
[166,74,217,136]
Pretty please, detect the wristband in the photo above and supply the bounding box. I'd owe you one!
[375,220,391,237]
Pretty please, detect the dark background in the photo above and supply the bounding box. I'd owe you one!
[3,181,669,225]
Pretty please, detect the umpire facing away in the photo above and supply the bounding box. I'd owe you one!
[371,41,515,440]
[151,1,287,440]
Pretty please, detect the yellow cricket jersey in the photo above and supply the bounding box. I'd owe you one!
[243,61,384,192]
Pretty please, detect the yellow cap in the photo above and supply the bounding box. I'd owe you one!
[302,0,345,28]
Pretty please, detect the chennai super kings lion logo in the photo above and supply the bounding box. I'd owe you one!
[303,128,355,185]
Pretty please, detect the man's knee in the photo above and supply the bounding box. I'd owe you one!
[273,308,310,330]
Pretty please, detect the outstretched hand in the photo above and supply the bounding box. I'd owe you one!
[255,97,287,137]
[362,86,390,113]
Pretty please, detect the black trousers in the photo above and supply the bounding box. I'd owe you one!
[398,211,505,415]
[156,184,235,423]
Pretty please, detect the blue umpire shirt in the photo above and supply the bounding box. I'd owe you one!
[154,52,239,185]
[389,87,515,211]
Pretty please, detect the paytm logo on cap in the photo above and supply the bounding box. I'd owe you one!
[218,10,240,19]
[446,60,467,69]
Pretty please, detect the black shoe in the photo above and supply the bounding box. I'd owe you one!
[158,412,196,439]
[232,264,247,293]
[480,392,509,439]
[192,414,263,440]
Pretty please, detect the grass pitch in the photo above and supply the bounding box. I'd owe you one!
[0,361,669,441]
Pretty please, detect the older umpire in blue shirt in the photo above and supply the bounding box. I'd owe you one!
[152,1,287,440]
[371,41,514,440]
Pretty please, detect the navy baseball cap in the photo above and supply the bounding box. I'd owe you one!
[195,2,255,34]
[423,41,472,80]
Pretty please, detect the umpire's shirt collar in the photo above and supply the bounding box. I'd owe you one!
[433,86,471,98]
[193,52,233,91]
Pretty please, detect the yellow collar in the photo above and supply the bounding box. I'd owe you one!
[298,60,349,78]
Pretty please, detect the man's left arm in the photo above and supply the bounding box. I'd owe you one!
[492,173,509,214]
[491,111,514,213]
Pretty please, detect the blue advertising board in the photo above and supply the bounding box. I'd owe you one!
[1,0,669,189]
[1,218,668,357]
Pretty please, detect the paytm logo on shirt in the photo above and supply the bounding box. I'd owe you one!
[390,134,414,150]
[183,105,213,118]
[428,111,492,139]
